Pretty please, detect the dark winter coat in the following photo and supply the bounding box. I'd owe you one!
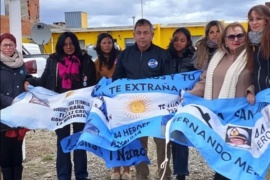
[0,62,30,131]
[112,43,171,80]
[27,52,96,92]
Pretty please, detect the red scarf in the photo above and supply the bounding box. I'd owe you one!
[5,128,29,141]
[58,55,81,89]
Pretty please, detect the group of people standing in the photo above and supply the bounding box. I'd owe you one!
[0,4,269,180]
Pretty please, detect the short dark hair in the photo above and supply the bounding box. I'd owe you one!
[134,18,153,32]
[55,31,82,57]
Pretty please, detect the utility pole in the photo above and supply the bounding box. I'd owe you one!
[9,0,25,160]
[132,16,135,26]
[141,0,143,18]
[9,0,22,52]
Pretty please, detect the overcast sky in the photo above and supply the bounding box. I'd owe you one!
[1,0,268,27]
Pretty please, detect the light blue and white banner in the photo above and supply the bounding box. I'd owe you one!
[0,85,94,130]
[166,90,270,180]
[3,70,270,179]
[61,71,201,167]
[0,71,201,168]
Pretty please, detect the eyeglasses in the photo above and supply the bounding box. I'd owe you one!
[64,43,74,47]
[225,33,245,41]
[1,43,15,48]
[248,17,264,22]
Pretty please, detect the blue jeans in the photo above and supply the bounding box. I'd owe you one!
[56,123,88,180]
[171,142,189,176]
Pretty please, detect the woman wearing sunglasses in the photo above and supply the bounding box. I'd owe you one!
[188,22,252,180]
[246,5,270,104]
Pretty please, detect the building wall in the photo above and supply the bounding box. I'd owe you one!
[43,21,248,54]
[2,0,39,41]
[81,12,88,28]
[65,11,88,28]
[27,0,40,23]
[4,0,39,23]
[0,15,32,41]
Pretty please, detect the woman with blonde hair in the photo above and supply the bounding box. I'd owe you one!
[189,22,252,179]
[193,20,225,71]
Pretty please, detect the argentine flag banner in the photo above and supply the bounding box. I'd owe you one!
[165,90,270,180]
[0,85,95,131]
[0,71,201,168]
[60,71,201,166]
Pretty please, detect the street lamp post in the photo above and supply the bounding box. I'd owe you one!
[141,0,143,18]
[132,16,135,26]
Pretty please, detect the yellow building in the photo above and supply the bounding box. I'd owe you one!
[43,21,248,54]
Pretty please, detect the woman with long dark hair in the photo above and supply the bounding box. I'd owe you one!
[25,31,96,180]
[246,4,270,103]
[94,33,121,82]
[167,27,196,180]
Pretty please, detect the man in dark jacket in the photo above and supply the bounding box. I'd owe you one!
[112,19,172,180]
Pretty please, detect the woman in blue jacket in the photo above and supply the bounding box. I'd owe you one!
[0,33,30,180]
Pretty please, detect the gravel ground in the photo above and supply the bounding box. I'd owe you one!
[22,130,215,180]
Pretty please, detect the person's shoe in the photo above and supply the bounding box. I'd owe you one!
[176,174,186,180]
[121,171,132,180]
[111,172,121,180]
[121,166,131,180]
[136,173,148,180]
[111,167,121,180]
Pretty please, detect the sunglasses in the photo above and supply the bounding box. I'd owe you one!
[225,33,245,41]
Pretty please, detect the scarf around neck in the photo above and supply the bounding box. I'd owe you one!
[207,39,218,49]
[248,28,263,45]
[58,55,81,89]
[204,49,247,99]
[0,49,24,68]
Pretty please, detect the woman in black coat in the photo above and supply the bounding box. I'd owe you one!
[166,27,196,180]
[25,32,96,180]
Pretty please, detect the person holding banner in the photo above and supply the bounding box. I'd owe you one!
[192,20,224,71]
[112,19,172,180]
[94,33,121,82]
[24,32,96,180]
[93,33,123,179]
[166,27,196,180]
[246,4,270,103]
[0,33,31,180]
[189,22,252,180]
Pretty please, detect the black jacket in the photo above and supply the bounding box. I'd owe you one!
[0,63,28,109]
[0,62,30,131]
[253,46,270,94]
[27,52,96,92]
[112,43,171,80]
[170,51,196,73]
